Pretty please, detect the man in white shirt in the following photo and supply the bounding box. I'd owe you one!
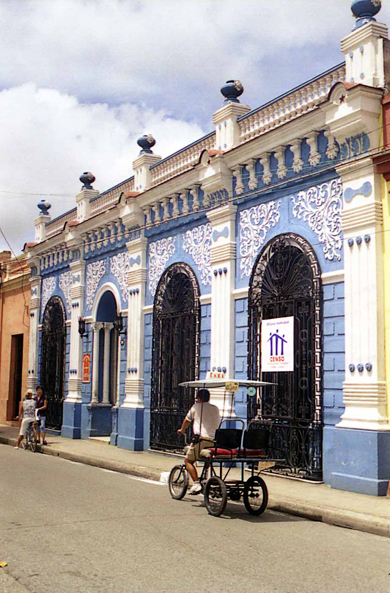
[177,388,220,495]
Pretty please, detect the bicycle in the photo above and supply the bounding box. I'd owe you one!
[22,420,38,452]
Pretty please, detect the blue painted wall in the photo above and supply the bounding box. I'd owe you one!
[200,303,211,378]
[323,282,345,427]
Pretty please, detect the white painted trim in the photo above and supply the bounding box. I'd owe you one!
[321,270,344,285]
[143,305,153,314]
[233,287,249,299]
[200,294,212,305]
[92,282,122,321]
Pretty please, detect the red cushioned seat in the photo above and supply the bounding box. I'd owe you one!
[237,448,265,457]
[200,447,238,458]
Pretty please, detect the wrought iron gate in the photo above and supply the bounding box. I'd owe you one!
[150,263,200,450]
[40,296,66,431]
[248,234,323,480]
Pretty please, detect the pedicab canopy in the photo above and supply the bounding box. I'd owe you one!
[179,371,277,393]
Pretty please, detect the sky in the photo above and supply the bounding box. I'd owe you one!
[1,0,390,254]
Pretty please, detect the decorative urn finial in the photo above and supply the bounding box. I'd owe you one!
[351,0,381,30]
[220,80,244,104]
[79,172,96,190]
[37,199,51,216]
[137,134,156,154]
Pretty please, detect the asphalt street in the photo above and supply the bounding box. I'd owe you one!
[1,444,390,593]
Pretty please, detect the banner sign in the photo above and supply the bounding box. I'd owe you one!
[261,316,294,372]
[82,353,91,383]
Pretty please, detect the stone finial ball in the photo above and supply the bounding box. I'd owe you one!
[137,134,156,153]
[37,199,51,216]
[220,80,244,104]
[351,0,381,20]
[79,172,96,189]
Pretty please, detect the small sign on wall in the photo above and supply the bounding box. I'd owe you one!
[261,316,294,373]
[82,353,91,383]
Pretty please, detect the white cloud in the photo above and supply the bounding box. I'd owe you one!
[1,0,390,252]
[0,83,205,252]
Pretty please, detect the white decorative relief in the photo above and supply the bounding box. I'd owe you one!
[291,178,343,261]
[239,201,281,277]
[260,153,272,185]
[58,271,73,315]
[182,223,212,286]
[86,259,106,310]
[110,252,132,304]
[149,236,177,295]
[41,276,56,314]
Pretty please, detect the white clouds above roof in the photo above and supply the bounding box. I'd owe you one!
[1,0,389,251]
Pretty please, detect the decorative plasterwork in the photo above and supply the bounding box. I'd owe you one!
[110,252,132,303]
[307,131,321,167]
[260,153,272,185]
[86,259,107,310]
[246,159,258,190]
[41,276,56,314]
[324,130,339,160]
[58,271,73,315]
[340,132,370,160]
[291,178,343,261]
[182,223,212,286]
[274,146,287,180]
[291,139,304,173]
[232,166,244,195]
[148,236,177,296]
[239,200,281,277]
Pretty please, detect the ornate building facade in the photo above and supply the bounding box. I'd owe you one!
[25,1,390,495]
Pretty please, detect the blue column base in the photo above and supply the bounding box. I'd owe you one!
[61,402,81,439]
[80,404,112,439]
[110,406,119,446]
[324,426,390,496]
[117,407,144,451]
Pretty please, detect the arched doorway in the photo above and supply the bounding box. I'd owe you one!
[93,290,119,407]
[150,263,200,450]
[40,296,66,430]
[248,233,323,480]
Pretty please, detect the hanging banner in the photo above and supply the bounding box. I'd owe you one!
[261,316,294,372]
[82,353,91,383]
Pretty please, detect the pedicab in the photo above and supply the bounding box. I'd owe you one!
[168,374,282,517]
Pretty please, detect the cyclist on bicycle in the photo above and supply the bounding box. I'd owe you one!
[15,390,37,449]
[177,389,220,495]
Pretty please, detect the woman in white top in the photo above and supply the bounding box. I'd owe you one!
[15,391,37,449]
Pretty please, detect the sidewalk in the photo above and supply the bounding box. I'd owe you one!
[1,424,389,538]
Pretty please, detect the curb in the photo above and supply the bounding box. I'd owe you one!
[2,436,389,538]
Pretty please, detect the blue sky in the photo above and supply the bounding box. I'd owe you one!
[0,0,389,253]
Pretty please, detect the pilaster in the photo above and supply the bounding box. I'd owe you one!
[213,102,251,151]
[206,203,237,416]
[337,159,389,429]
[27,271,41,390]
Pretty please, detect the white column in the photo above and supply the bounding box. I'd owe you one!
[122,236,147,409]
[91,322,103,405]
[337,160,389,429]
[207,203,237,416]
[27,274,41,391]
[102,323,112,404]
[66,261,85,403]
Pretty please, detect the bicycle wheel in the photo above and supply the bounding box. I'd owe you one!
[168,465,188,500]
[204,477,227,517]
[30,429,37,453]
[22,432,28,450]
[243,476,268,516]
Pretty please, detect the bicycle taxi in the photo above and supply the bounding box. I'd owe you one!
[168,374,281,517]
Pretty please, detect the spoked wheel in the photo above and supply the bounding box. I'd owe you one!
[168,465,189,500]
[22,434,28,450]
[204,477,227,517]
[30,431,37,453]
[243,476,268,516]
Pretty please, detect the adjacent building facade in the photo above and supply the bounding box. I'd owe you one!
[25,1,390,495]
[0,251,30,424]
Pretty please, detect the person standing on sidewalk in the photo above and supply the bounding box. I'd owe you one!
[15,391,37,449]
[35,385,48,445]
[177,389,220,495]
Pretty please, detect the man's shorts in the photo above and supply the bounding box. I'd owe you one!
[185,439,213,462]
[19,418,34,436]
